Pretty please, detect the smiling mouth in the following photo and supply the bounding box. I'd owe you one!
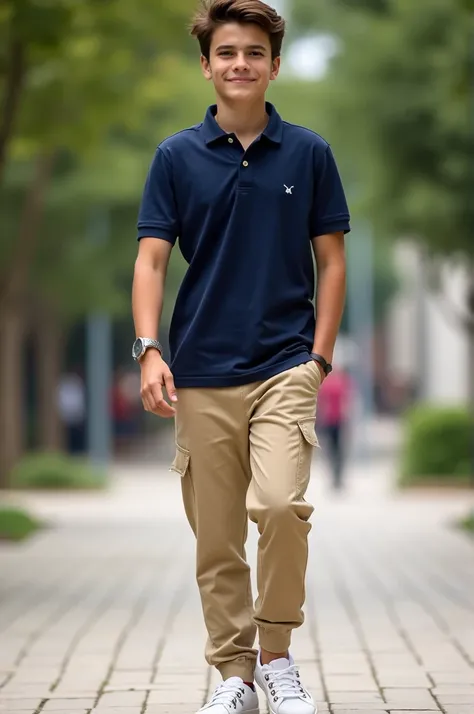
[228,78,255,83]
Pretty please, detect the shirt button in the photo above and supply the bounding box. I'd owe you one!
[242,160,249,167]
[228,137,234,143]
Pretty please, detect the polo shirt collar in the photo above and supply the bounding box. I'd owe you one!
[201,102,283,145]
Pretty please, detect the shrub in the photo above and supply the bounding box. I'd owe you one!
[459,510,474,533]
[399,405,472,487]
[10,452,107,491]
[0,507,43,542]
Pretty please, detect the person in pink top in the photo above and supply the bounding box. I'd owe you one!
[317,366,353,490]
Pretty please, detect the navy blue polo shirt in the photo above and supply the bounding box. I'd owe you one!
[137,103,350,388]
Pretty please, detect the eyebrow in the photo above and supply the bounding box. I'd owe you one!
[215,44,268,52]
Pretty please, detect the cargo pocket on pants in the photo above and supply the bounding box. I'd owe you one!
[170,443,196,532]
[170,443,190,477]
[296,417,319,493]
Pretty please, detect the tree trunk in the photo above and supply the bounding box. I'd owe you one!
[467,269,474,487]
[0,152,55,303]
[0,309,26,487]
[0,35,25,185]
[0,153,55,486]
[35,308,65,452]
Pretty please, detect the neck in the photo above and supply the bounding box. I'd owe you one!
[215,97,269,140]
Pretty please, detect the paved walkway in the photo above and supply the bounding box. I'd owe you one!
[1,451,474,714]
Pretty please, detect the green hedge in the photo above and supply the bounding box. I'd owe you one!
[10,452,107,491]
[0,507,43,542]
[459,510,474,533]
[399,405,472,487]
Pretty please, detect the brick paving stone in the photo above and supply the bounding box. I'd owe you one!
[382,688,436,700]
[331,710,389,714]
[144,707,207,714]
[432,685,474,695]
[42,699,95,710]
[384,699,439,710]
[1,456,473,714]
[98,691,146,706]
[107,670,152,686]
[325,676,379,692]
[377,675,433,688]
[384,701,439,710]
[329,693,385,703]
[432,671,474,684]
[329,705,389,710]
[0,701,43,711]
[1,684,51,696]
[91,709,142,714]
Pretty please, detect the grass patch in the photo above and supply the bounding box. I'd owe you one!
[10,452,107,491]
[398,472,472,489]
[0,507,44,542]
[398,405,472,488]
[459,510,474,533]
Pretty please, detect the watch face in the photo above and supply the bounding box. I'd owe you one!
[132,338,143,360]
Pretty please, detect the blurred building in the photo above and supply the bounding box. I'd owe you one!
[387,242,469,405]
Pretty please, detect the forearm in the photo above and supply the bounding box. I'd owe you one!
[132,258,166,339]
[312,261,347,362]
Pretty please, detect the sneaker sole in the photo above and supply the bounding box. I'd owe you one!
[266,702,317,714]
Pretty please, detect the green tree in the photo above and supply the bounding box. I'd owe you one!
[290,0,474,403]
[0,0,197,484]
[268,77,399,329]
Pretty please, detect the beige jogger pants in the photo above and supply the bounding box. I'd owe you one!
[170,360,321,682]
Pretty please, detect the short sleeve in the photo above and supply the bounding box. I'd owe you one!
[310,145,351,238]
[137,147,180,243]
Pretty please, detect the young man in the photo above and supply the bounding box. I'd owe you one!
[132,1,350,712]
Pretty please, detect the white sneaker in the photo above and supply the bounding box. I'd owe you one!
[255,652,316,714]
[197,677,259,714]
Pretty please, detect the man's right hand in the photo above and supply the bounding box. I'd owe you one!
[139,350,177,418]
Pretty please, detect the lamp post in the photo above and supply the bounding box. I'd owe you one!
[346,222,375,461]
[86,209,112,469]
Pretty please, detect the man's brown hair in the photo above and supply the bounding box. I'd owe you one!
[190,0,286,61]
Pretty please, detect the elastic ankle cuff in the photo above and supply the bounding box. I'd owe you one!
[217,657,256,683]
[258,627,291,654]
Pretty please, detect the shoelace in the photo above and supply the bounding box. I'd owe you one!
[263,665,309,703]
[206,682,246,711]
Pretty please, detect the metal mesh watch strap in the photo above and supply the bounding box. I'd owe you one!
[142,338,162,354]
[133,337,163,361]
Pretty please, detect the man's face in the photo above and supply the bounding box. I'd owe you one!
[201,22,280,102]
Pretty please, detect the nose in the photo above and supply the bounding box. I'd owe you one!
[232,52,250,72]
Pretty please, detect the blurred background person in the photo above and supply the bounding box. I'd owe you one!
[317,365,353,491]
[57,369,86,454]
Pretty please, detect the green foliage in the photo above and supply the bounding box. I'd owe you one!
[1,0,201,322]
[399,405,473,486]
[459,510,474,533]
[10,452,107,490]
[291,0,473,260]
[0,0,404,329]
[0,506,43,541]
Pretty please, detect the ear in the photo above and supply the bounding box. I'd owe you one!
[200,54,213,80]
[270,56,281,81]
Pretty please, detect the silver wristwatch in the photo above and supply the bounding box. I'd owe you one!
[132,337,163,362]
